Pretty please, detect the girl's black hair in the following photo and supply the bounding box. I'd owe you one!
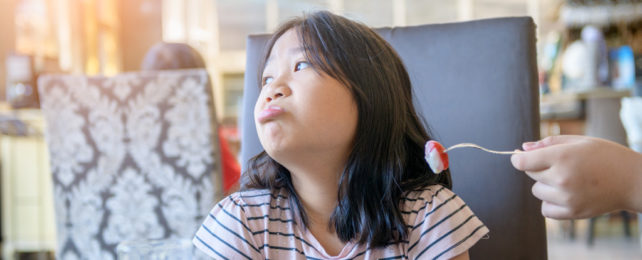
[241,10,451,247]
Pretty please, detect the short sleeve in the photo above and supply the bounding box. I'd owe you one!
[405,187,489,259]
[193,194,263,259]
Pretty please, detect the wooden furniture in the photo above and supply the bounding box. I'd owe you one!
[540,87,632,140]
[0,108,56,259]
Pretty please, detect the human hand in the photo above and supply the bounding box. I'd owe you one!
[511,135,642,219]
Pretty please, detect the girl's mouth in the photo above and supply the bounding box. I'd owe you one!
[258,105,285,123]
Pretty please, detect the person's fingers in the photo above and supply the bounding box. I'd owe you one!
[530,181,565,202]
[522,135,585,151]
[541,201,574,219]
[511,147,556,172]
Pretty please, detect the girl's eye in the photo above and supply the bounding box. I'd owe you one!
[262,76,273,86]
[295,61,310,71]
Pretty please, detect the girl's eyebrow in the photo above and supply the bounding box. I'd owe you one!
[264,47,306,68]
[288,47,305,55]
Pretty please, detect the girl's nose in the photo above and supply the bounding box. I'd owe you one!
[266,86,290,102]
[266,92,282,102]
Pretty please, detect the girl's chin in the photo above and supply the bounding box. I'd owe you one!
[259,123,287,142]
[263,144,286,157]
[264,147,297,164]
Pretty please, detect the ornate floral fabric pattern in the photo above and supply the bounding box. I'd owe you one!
[38,69,221,259]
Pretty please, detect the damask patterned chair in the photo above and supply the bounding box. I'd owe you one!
[38,69,222,259]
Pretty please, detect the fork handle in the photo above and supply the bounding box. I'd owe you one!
[443,143,521,155]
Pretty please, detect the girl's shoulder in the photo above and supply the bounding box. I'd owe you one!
[400,184,453,209]
[195,189,291,259]
[219,188,292,216]
[232,188,290,203]
[399,184,463,224]
[401,185,489,259]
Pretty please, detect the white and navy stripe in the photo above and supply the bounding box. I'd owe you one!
[193,186,488,259]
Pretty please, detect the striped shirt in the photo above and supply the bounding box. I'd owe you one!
[193,185,488,259]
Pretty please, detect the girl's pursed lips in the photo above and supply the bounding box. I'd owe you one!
[258,105,285,123]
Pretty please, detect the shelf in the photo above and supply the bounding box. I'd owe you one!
[541,87,632,102]
[561,3,642,27]
[540,87,632,120]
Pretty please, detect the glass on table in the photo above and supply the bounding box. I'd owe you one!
[116,238,193,260]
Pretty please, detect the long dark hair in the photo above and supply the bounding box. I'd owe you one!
[241,11,451,247]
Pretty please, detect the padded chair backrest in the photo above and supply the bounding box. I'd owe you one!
[240,17,546,259]
[38,69,222,259]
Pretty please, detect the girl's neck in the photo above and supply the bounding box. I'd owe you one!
[278,148,349,224]
[281,152,351,256]
[287,161,343,226]
[290,165,347,256]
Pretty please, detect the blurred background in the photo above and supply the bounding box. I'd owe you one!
[0,0,641,259]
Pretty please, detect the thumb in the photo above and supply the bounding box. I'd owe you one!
[522,135,585,151]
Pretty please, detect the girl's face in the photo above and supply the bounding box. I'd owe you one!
[255,29,358,167]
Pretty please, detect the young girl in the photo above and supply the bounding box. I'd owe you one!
[194,11,488,259]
